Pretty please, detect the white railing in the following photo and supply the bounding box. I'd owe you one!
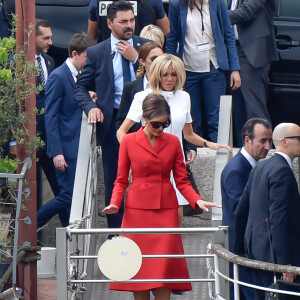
[56,226,229,300]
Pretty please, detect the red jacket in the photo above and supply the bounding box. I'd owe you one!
[110,128,201,210]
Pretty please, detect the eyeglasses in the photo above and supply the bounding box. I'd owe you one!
[285,136,300,141]
[150,120,171,129]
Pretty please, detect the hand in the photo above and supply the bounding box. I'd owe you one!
[230,70,241,90]
[283,272,295,283]
[102,205,119,214]
[88,107,104,124]
[53,154,68,172]
[186,151,196,165]
[117,40,138,62]
[206,141,232,152]
[89,91,97,100]
[196,199,222,212]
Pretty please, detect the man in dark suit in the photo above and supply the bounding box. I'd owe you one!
[35,19,59,209]
[235,123,300,299]
[227,0,278,147]
[221,118,272,300]
[37,33,95,227]
[74,1,150,228]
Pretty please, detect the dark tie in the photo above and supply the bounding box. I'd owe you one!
[76,72,80,82]
[121,56,131,84]
[36,56,45,86]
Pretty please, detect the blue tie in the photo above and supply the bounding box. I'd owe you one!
[122,56,131,84]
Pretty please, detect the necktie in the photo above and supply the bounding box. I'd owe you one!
[121,56,131,84]
[36,56,45,86]
[76,72,80,82]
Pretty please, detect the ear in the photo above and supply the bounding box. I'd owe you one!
[139,58,145,66]
[107,19,113,30]
[72,50,78,58]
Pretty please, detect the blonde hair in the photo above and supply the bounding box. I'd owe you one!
[140,25,165,48]
[149,54,186,93]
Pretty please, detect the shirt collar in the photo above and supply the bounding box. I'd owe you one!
[111,34,133,51]
[240,147,258,168]
[143,75,150,90]
[276,151,292,168]
[66,58,79,78]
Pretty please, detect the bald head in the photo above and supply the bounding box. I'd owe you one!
[273,123,300,159]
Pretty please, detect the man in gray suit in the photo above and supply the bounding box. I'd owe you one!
[228,0,278,147]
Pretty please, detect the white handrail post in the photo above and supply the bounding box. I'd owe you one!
[56,227,69,300]
[233,263,240,300]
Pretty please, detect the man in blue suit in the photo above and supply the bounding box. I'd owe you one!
[37,33,95,227]
[74,1,150,229]
[221,118,272,300]
[35,19,60,209]
[235,123,300,300]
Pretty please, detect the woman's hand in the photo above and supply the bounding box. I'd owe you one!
[196,199,222,212]
[185,150,196,165]
[102,205,119,214]
[206,141,232,152]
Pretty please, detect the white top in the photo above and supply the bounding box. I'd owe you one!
[183,0,219,72]
[241,147,258,169]
[126,88,193,205]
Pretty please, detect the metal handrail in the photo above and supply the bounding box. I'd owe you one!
[210,244,300,275]
[210,243,300,299]
[56,226,228,299]
[0,157,32,297]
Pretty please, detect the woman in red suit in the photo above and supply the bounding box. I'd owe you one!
[103,94,220,300]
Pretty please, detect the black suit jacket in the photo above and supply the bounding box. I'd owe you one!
[221,150,253,252]
[235,154,300,267]
[74,36,150,145]
[116,76,143,132]
[228,0,278,68]
[36,53,55,141]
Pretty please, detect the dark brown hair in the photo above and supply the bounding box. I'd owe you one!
[142,93,170,121]
[68,33,96,57]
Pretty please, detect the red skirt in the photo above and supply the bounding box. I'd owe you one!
[109,207,192,292]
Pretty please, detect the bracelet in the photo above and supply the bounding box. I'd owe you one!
[203,140,207,147]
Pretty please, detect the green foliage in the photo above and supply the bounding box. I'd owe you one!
[0,158,18,173]
[0,21,43,158]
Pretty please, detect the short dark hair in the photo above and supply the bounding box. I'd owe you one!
[142,93,170,121]
[241,118,272,144]
[36,19,51,36]
[107,0,134,21]
[68,33,96,57]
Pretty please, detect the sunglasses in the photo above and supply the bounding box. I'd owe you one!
[150,55,158,62]
[285,136,300,141]
[150,120,171,129]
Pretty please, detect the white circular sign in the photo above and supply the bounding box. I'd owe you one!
[97,236,142,281]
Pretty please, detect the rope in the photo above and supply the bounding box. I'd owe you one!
[0,246,41,293]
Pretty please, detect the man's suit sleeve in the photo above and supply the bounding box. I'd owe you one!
[74,49,97,115]
[228,0,266,25]
[222,167,247,222]
[45,72,64,158]
[235,180,250,255]
[269,167,294,265]
[165,0,180,55]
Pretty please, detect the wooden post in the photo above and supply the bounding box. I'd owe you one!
[15,0,37,299]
